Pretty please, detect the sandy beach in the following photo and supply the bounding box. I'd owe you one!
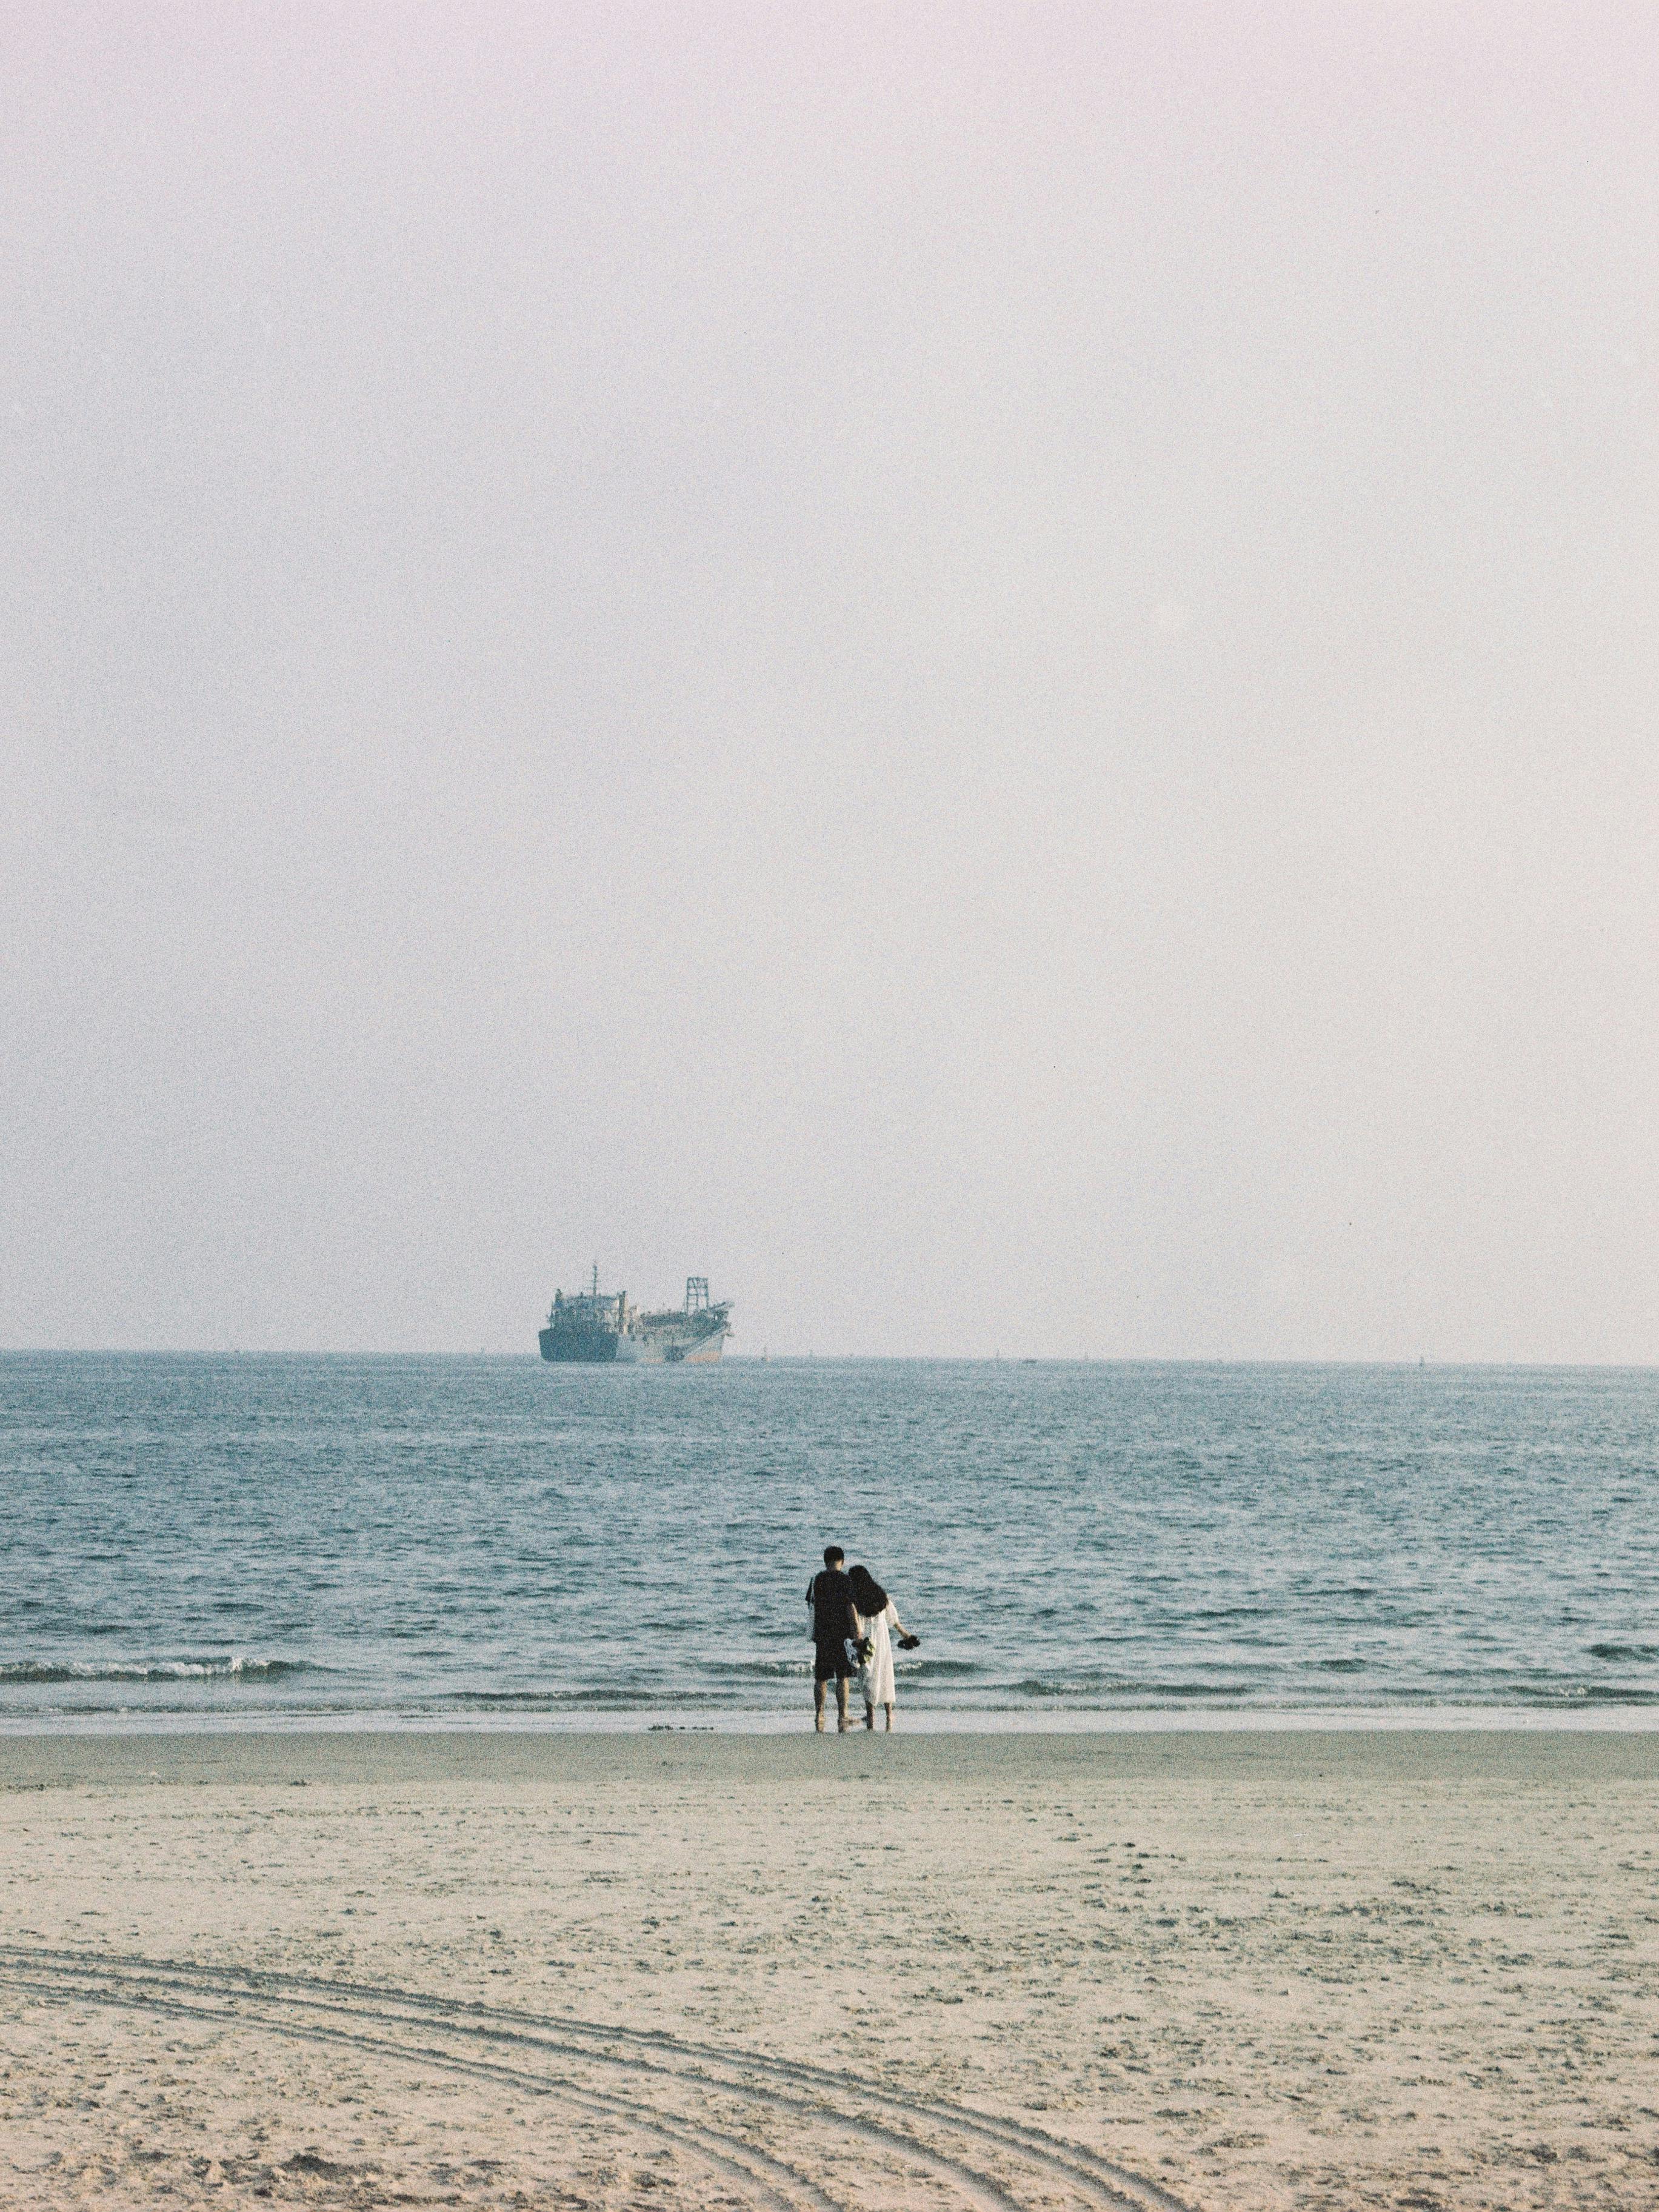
[1,1729,1655,2211]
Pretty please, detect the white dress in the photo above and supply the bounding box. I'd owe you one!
[856,1601,899,1708]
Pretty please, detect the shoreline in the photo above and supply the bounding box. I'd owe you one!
[7,1719,1659,1785]
[4,1699,1659,1739]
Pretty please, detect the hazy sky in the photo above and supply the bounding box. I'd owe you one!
[3,4,1655,1358]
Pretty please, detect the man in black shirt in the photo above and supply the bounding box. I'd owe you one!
[806,1544,858,1732]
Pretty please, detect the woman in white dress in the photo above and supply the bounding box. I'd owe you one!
[847,1565,915,1732]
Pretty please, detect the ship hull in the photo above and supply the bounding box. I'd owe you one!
[641,1328,726,1364]
[539,1324,728,1364]
[538,1325,619,1362]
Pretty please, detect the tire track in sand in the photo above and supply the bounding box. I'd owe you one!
[0,1954,997,2212]
[0,1945,1192,2212]
[0,1953,838,2212]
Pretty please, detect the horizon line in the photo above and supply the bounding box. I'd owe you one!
[2,1348,1656,1372]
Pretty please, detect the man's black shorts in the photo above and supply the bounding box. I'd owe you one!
[814,1639,854,1682]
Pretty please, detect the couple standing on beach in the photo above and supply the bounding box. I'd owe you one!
[806,1545,917,1733]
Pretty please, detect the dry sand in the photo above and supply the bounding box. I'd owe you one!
[1,1728,1655,2211]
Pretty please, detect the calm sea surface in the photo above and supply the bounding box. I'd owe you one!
[2,1355,1655,1729]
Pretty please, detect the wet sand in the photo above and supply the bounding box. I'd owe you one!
[2,1729,1656,2210]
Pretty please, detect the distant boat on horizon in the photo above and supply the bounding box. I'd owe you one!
[539,1267,732,1365]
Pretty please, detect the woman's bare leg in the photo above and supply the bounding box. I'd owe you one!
[883,1703,894,1731]
[863,1702,875,1729]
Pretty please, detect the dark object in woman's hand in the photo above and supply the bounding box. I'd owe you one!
[898,1633,921,1651]
[855,1638,873,1663]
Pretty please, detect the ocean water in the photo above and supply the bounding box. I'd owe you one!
[1,1354,1655,1730]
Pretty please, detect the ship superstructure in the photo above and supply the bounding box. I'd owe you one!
[539,1269,732,1364]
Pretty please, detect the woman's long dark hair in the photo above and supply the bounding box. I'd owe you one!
[847,1565,887,1616]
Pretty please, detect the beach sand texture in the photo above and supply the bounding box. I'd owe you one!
[1,1731,1655,2211]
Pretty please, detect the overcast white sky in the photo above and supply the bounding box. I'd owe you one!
[2,3,1655,1358]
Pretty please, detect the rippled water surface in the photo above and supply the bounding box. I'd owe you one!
[2,1355,1655,1725]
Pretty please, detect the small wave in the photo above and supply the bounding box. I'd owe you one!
[1589,1643,1659,1663]
[0,1657,318,1685]
[441,1689,575,1706]
[713,1654,984,1682]
[443,1685,733,1710]
[1004,1674,1125,1699]
[444,1687,693,1708]
[1012,1676,1254,1700]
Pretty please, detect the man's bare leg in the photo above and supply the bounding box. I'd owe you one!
[814,1679,826,1731]
[836,1677,850,1731]
[863,1702,875,1729]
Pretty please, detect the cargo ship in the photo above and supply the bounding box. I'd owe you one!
[539,1269,732,1364]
